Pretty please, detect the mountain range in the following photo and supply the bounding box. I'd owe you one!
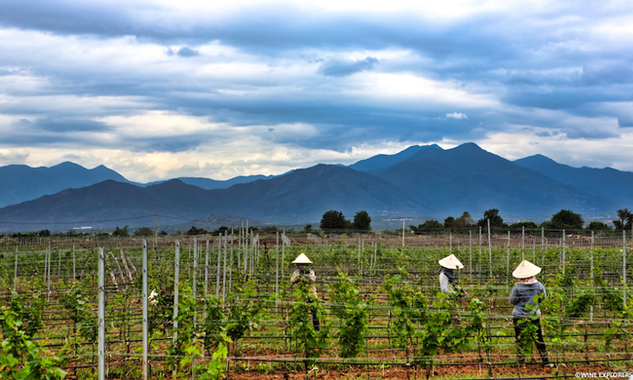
[0,142,630,232]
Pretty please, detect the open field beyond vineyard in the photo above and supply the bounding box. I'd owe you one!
[1,230,633,380]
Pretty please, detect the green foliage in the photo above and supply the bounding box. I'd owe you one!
[603,298,633,353]
[329,271,371,358]
[225,279,265,346]
[353,211,372,231]
[416,292,470,372]
[410,220,443,234]
[167,284,199,373]
[587,221,612,232]
[186,226,209,236]
[60,281,98,344]
[596,277,625,313]
[197,341,230,380]
[613,208,633,231]
[320,210,348,233]
[112,225,130,237]
[0,292,66,379]
[201,296,225,355]
[383,270,425,352]
[565,290,595,318]
[134,227,155,237]
[549,209,584,230]
[289,278,329,372]
[6,290,44,340]
[477,208,507,229]
[508,221,539,229]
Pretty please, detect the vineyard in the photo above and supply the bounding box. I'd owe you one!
[1,229,633,380]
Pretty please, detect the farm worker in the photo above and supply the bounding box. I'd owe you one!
[290,253,320,331]
[438,254,467,297]
[509,260,551,367]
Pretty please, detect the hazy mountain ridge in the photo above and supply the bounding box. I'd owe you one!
[0,161,134,208]
[0,143,628,232]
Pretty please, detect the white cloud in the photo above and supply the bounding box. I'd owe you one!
[446,112,468,119]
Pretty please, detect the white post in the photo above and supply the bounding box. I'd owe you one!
[449,233,453,254]
[469,230,472,273]
[590,230,594,321]
[98,248,106,380]
[507,231,510,292]
[14,246,18,291]
[173,241,180,346]
[521,226,525,260]
[541,227,545,266]
[142,240,148,380]
[216,234,221,298]
[223,233,227,304]
[487,219,492,280]
[623,230,627,306]
[192,239,198,380]
[562,230,566,274]
[275,232,279,297]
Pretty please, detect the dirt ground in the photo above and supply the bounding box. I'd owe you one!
[224,361,620,380]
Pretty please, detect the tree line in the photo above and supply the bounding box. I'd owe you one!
[410,208,628,234]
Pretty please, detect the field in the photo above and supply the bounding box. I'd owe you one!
[1,229,632,380]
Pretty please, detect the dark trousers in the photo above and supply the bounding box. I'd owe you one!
[308,301,320,331]
[513,316,549,365]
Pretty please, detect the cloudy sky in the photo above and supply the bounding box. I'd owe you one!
[1,0,632,182]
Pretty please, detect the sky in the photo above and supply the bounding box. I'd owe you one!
[1,0,633,182]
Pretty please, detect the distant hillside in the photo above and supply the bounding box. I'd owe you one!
[373,143,616,218]
[0,142,631,232]
[0,164,424,232]
[349,145,431,172]
[515,155,633,207]
[146,174,275,190]
[0,162,133,208]
[0,162,275,207]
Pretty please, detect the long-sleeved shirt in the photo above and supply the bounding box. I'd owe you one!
[439,272,456,294]
[291,268,318,299]
[509,281,547,317]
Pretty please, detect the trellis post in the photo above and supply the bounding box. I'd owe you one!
[142,240,148,380]
[98,247,106,380]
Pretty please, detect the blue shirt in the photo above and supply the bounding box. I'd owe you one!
[509,281,547,317]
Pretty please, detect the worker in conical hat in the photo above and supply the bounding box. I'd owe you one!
[509,260,551,367]
[438,254,467,297]
[290,253,320,331]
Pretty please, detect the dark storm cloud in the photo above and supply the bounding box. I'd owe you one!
[1,0,633,165]
[29,118,113,132]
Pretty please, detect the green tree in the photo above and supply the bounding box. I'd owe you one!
[411,220,443,234]
[587,221,612,231]
[549,209,584,230]
[353,211,372,231]
[320,210,347,233]
[456,211,475,228]
[112,225,129,237]
[613,209,633,230]
[134,227,154,237]
[477,209,507,229]
[444,216,457,232]
[186,226,208,235]
[508,221,539,229]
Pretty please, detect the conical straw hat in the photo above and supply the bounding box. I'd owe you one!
[512,260,541,279]
[438,254,464,269]
[291,253,313,264]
